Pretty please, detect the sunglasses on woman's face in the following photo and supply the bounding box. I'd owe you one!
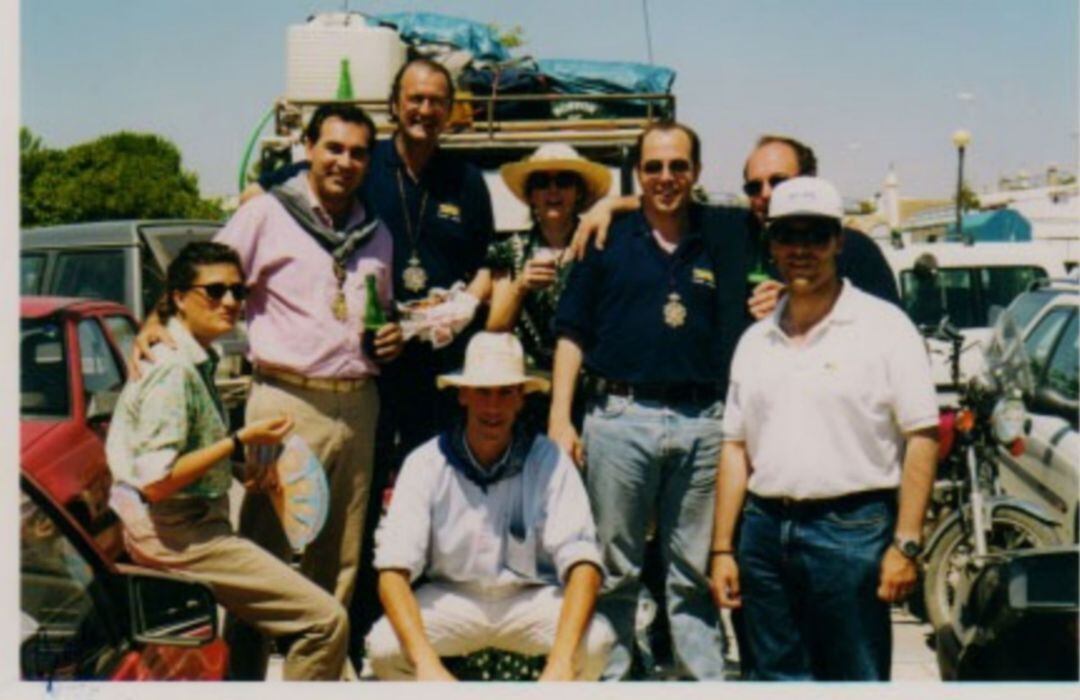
[528,172,580,190]
[189,283,249,302]
[742,174,790,198]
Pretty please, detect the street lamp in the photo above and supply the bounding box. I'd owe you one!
[952,129,972,245]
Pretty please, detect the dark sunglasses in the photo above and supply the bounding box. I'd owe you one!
[527,172,581,190]
[641,159,693,176]
[768,222,838,247]
[742,174,790,198]
[189,283,249,302]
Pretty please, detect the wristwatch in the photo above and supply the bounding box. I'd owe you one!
[893,536,923,560]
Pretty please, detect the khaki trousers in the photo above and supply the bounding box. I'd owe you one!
[226,377,379,679]
[122,497,348,680]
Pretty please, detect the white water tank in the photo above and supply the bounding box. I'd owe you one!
[285,13,406,103]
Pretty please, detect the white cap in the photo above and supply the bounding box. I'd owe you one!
[767,176,843,222]
[436,332,550,394]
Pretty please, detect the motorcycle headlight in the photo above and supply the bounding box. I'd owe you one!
[991,396,1027,445]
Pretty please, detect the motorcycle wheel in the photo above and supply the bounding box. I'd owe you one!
[922,507,1060,632]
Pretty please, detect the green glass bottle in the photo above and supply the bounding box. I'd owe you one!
[362,274,386,358]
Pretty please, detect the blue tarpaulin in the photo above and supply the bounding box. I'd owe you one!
[372,12,510,62]
[537,58,676,95]
[946,209,1033,242]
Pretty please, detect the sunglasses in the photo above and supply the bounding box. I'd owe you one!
[641,159,693,176]
[768,223,838,247]
[527,172,581,190]
[189,283,249,302]
[742,174,790,198]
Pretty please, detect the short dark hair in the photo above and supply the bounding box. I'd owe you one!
[388,58,455,122]
[633,121,702,168]
[303,103,377,145]
[747,135,818,177]
[156,242,243,320]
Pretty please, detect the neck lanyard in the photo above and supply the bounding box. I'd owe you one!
[395,167,430,293]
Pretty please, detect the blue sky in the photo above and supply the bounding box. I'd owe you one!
[19,0,1079,201]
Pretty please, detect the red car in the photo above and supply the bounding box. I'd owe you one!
[20,296,139,557]
[21,470,228,680]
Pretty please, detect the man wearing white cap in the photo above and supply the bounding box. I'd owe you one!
[365,332,613,681]
[711,177,939,680]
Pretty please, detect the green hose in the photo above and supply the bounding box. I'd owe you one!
[237,106,277,193]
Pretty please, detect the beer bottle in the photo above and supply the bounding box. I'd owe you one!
[362,273,386,358]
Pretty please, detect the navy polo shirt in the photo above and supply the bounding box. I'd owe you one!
[740,213,900,307]
[259,140,494,302]
[556,205,744,388]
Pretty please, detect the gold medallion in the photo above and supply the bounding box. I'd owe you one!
[663,292,687,328]
[403,256,428,293]
[331,291,348,321]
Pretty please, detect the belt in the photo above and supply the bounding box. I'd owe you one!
[748,488,897,519]
[255,366,368,393]
[593,378,721,404]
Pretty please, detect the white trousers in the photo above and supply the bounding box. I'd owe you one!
[366,582,614,680]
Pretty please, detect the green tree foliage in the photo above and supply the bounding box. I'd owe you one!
[955,182,980,211]
[489,23,526,49]
[21,130,223,226]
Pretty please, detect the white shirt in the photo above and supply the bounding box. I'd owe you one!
[723,280,939,500]
[373,434,603,593]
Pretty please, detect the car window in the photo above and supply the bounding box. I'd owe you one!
[1006,289,1062,333]
[1043,312,1078,400]
[901,266,1048,329]
[103,315,138,364]
[140,245,165,321]
[1024,308,1073,380]
[20,318,70,417]
[52,250,126,305]
[21,254,47,295]
[20,493,119,680]
[78,320,124,412]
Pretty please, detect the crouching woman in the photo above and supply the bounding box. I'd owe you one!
[105,241,348,681]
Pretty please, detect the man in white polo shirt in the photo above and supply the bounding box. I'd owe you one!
[710,177,939,681]
[365,332,613,681]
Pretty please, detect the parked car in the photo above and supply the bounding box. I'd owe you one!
[20,471,228,681]
[880,241,1067,389]
[20,220,249,409]
[994,277,1079,543]
[20,296,138,557]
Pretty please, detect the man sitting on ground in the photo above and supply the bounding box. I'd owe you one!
[365,332,613,681]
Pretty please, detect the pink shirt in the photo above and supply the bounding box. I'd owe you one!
[215,186,394,378]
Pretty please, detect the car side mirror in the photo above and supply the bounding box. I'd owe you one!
[126,571,217,646]
[1031,386,1079,429]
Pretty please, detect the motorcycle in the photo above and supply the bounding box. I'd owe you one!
[918,316,1077,680]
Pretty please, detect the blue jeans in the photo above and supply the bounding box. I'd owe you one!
[583,395,726,680]
[738,492,895,681]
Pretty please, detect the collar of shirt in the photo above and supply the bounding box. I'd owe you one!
[165,316,223,414]
[438,422,536,492]
[627,206,706,258]
[767,278,857,343]
[382,136,444,184]
[304,176,367,234]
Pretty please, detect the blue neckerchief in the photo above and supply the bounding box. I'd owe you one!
[438,422,537,493]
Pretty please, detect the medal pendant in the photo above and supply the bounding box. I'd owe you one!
[403,256,428,293]
[331,291,348,321]
[663,292,687,328]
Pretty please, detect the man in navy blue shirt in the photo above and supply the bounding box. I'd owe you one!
[550,122,735,680]
[252,57,494,668]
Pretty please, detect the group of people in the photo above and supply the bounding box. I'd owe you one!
[105,56,939,683]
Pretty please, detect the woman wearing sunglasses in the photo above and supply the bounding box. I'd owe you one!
[105,241,349,680]
[487,144,611,368]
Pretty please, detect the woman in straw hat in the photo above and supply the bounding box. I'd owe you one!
[486,143,611,373]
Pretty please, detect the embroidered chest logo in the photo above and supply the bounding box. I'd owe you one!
[692,267,716,288]
[437,202,462,222]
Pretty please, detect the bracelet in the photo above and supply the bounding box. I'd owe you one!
[710,549,735,557]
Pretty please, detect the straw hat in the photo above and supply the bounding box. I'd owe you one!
[500,143,612,208]
[436,332,550,394]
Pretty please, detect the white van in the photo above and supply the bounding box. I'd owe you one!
[880,241,1068,388]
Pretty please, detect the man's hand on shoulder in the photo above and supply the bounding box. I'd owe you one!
[129,313,175,379]
[748,279,785,320]
[568,194,640,261]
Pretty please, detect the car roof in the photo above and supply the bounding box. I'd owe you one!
[880,241,1068,273]
[21,219,222,249]
[21,295,134,319]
